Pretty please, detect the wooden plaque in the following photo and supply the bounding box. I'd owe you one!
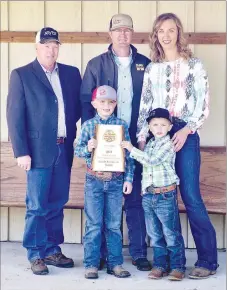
[92,124,125,172]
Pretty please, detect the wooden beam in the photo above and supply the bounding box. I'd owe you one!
[0,142,226,214]
[0,31,226,44]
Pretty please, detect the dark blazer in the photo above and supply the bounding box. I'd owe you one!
[7,59,81,168]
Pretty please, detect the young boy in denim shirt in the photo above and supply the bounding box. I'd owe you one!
[75,85,134,279]
[122,108,186,281]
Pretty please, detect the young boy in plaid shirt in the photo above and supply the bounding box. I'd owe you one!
[122,108,186,281]
[75,85,134,279]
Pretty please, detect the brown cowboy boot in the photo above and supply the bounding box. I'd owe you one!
[85,267,99,279]
[148,268,168,279]
[189,267,216,279]
[107,265,131,278]
[168,269,185,281]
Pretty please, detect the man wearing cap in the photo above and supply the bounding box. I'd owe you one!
[7,27,81,275]
[80,14,151,271]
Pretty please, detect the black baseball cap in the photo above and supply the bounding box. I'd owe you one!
[146,108,172,123]
[35,27,61,44]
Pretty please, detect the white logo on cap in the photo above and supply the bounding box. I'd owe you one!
[44,31,57,36]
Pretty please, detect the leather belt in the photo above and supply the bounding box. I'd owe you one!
[87,167,122,181]
[146,184,176,194]
[57,137,66,144]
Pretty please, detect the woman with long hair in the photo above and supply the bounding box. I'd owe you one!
[137,13,218,279]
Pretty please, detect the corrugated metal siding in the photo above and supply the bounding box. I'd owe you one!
[0,1,226,248]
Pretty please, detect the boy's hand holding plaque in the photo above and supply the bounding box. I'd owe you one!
[91,124,125,172]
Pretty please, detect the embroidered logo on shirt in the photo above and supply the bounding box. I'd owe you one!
[136,64,144,71]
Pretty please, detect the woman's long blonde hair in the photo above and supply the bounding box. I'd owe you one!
[149,13,193,62]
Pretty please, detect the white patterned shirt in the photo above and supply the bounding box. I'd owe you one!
[137,57,209,142]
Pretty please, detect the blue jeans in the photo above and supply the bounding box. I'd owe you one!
[123,170,147,260]
[142,189,186,272]
[23,144,70,262]
[172,119,218,271]
[83,173,124,269]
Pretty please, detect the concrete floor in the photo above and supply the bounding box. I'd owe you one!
[1,242,226,290]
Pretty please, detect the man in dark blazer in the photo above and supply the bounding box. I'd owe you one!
[7,27,81,275]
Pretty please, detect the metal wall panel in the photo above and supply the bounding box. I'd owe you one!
[119,1,157,32]
[58,43,82,72]
[195,45,226,146]
[0,1,226,249]
[82,1,118,32]
[1,1,8,31]
[157,1,195,32]
[63,209,82,243]
[195,1,226,32]
[9,1,44,31]
[9,208,25,241]
[9,43,36,72]
[1,43,9,141]
[82,43,107,74]
[0,207,8,241]
[45,1,81,31]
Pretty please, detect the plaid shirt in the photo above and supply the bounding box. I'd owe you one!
[130,135,179,193]
[75,113,134,183]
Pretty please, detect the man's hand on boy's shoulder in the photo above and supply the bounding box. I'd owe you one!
[87,138,97,152]
[121,141,133,152]
[123,181,132,195]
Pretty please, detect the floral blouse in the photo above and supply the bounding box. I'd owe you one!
[137,57,209,141]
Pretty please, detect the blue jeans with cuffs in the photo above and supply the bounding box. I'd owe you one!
[142,189,186,272]
[83,173,124,270]
[23,143,70,262]
[172,118,218,271]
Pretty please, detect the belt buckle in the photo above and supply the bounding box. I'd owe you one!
[147,185,155,194]
[154,188,161,194]
[161,184,175,193]
[150,186,161,194]
[96,172,112,181]
[57,137,65,144]
[159,186,165,194]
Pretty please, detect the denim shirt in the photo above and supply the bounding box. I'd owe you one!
[113,49,133,127]
[75,113,135,183]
